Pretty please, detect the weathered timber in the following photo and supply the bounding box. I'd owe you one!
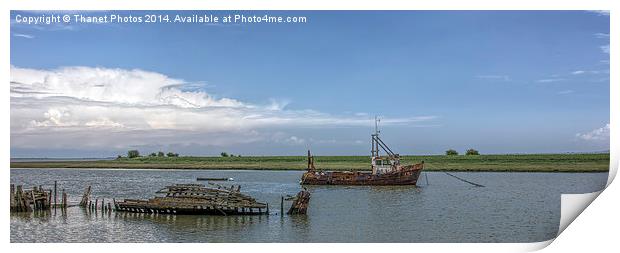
[61,190,67,209]
[116,183,268,215]
[53,181,57,209]
[10,184,52,212]
[79,186,91,207]
[287,189,311,215]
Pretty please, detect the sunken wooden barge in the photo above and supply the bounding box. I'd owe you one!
[115,183,269,215]
[301,118,424,186]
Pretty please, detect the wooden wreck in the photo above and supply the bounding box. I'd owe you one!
[115,183,269,215]
[301,117,424,186]
[10,184,53,212]
[286,189,311,215]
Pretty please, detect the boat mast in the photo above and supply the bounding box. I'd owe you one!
[371,116,397,158]
[372,116,380,157]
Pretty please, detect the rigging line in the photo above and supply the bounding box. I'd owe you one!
[444,172,485,187]
[373,136,396,156]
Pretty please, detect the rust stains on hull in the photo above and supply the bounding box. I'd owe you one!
[301,163,424,186]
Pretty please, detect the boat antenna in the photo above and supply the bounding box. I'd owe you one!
[375,116,380,136]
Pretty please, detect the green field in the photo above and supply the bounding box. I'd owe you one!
[10,153,610,172]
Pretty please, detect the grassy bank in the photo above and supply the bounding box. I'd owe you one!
[10,153,610,172]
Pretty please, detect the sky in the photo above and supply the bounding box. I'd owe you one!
[10,10,610,157]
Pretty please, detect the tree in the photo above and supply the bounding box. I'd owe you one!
[465,148,480,155]
[445,149,459,156]
[127,150,140,158]
[116,155,123,160]
[167,152,178,157]
[149,152,157,157]
[157,151,165,157]
[220,152,229,157]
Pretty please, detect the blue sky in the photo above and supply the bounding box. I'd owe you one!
[10,11,610,157]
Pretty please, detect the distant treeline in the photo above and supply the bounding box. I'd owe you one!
[118,150,242,159]
[119,150,179,159]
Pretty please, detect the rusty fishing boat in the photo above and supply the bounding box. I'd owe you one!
[300,118,424,186]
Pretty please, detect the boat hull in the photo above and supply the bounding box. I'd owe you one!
[300,163,424,186]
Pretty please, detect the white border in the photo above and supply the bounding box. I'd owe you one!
[3,1,617,252]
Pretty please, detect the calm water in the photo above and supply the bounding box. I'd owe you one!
[10,168,607,243]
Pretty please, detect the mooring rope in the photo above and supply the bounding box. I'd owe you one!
[423,162,485,187]
[444,172,485,187]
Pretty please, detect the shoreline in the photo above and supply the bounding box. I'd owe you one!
[10,153,610,173]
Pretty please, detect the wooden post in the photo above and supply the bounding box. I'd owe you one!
[48,190,53,209]
[54,181,57,209]
[15,185,22,212]
[95,198,98,212]
[31,190,36,210]
[10,184,15,211]
[101,198,105,212]
[61,189,67,209]
[80,186,91,207]
[280,195,284,215]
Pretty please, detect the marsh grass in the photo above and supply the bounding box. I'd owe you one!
[11,153,609,172]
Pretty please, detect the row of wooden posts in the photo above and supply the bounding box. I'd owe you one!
[10,181,114,213]
[86,198,116,213]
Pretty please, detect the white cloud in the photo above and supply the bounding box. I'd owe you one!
[285,136,306,145]
[476,75,510,81]
[11,66,244,108]
[576,123,610,141]
[594,33,609,39]
[600,45,610,54]
[571,70,585,75]
[592,31,609,55]
[536,78,565,83]
[29,108,77,127]
[586,10,610,16]
[13,33,34,39]
[10,66,437,151]
[557,90,574,95]
[571,70,607,75]
[84,118,124,128]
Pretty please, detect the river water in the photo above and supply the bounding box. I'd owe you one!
[10,168,607,243]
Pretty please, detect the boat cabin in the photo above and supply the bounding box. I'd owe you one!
[371,155,401,174]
